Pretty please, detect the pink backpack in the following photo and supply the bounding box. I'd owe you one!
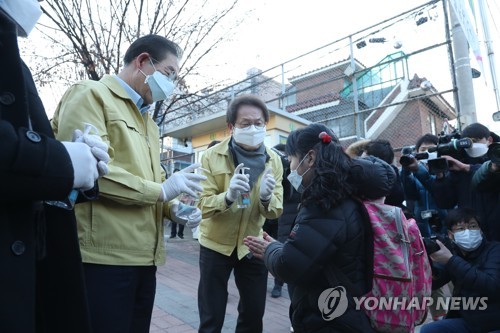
[361,201,432,333]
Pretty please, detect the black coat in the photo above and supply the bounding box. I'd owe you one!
[433,241,500,333]
[265,199,374,333]
[433,164,500,242]
[0,13,91,333]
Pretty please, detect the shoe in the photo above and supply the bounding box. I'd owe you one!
[170,235,176,239]
[271,285,282,298]
[178,235,184,239]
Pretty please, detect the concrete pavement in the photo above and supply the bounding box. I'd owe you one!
[150,230,292,333]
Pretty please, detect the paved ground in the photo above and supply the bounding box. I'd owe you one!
[150,228,292,333]
[150,227,433,332]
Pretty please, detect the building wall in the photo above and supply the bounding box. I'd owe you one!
[293,67,346,103]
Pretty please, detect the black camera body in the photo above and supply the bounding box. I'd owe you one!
[399,152,429,167]
[423,234,452,255]
[488,142,500,164]
[425,130,473,174]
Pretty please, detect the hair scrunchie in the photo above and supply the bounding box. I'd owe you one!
[319,131,332,144]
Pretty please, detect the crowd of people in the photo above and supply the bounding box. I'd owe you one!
[2,1,500,333]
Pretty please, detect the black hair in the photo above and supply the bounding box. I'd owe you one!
[285,123,353,210]
[461,123,490,140]
[226,94,269,125]
[207,140,221,149]
[273,143,286,152]
[415,134,438,151]
[123,35,183,65]
[445,207,481,230]
[364,139,394,164]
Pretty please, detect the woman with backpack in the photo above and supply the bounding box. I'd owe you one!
[244,123,395,332]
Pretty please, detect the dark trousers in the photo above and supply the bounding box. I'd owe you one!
[83,263,157,333]
[171,222,184,237]
[198,245,268,333]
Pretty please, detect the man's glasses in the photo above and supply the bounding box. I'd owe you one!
[150,57,177,81]
[235,121,265,130]
[452,221,480,232]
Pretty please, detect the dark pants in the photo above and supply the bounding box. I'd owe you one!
[83,263,157,333]
[198,245,268,333]
[171,222,184,237]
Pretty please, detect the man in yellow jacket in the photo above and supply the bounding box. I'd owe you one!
[198,94,283,332]
[51,35,205,333]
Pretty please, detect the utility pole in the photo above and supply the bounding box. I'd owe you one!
[449,0,478,127]
[478,0,500,113]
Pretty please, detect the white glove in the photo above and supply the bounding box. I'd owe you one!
[186,208,202,229]
[62,141,99,191]
[259,167,275,201]
[160,163,207,202]
[73,129,110,177]
[226,163,250,202]
[169,201,202,229]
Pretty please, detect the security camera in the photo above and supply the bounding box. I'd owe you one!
[420,80,432,91]
[393,41,403,49]
[493,111,500,122]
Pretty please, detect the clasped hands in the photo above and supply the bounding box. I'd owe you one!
[244,232,275,259]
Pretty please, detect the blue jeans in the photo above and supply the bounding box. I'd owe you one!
[420,318,500,333]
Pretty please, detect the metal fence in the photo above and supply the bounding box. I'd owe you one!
[159,0,459,165]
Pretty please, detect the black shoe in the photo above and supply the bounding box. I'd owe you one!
[178,235,184,239]
[271,285,282,298]
[170,235,176,239]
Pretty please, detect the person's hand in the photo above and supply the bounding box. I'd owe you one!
[259,167,275,201]
[243,232,275,259]
[61,142,99,190]
[169,202,202,228]
[490,162,500,173]
[441,155,470,172]
[73,129,110,177]
[185,208,202,229]
[429,240,453,265]
[402,156,419,172]
[226,163,250,202]
[160,163,207,202]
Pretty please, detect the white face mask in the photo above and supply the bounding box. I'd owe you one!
[233,125,266,147]
[453,229,483,251]
[421,152,438,164]
[287,154,311,193]
[140,59,175,103]
[0,0,42,37]
[465,143,488,158]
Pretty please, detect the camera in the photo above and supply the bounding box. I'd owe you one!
[423,234,452,255]
[487,142,500,164]
[424,130,473,174]
[399,152,430,167]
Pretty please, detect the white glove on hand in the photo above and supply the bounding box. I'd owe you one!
[226,163,250,202]
[259,167,275,201]
[169,202,202,229]
[62,141,99,191]
[186,208,202,229]
[73,129,110,177]
[160,163,207,202]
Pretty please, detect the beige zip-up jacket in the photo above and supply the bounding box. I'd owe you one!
[51,75,169,266]
[199,136,283,259]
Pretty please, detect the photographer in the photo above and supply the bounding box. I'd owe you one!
[401,134,447,237]
[471,143,500,241]
[421,208,500,333]
[432,123,500,242]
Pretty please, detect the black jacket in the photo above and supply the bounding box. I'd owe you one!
[264,199,374,333]
[433,241,500,333]
[433,164,500,242]
[0,13,91,333]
